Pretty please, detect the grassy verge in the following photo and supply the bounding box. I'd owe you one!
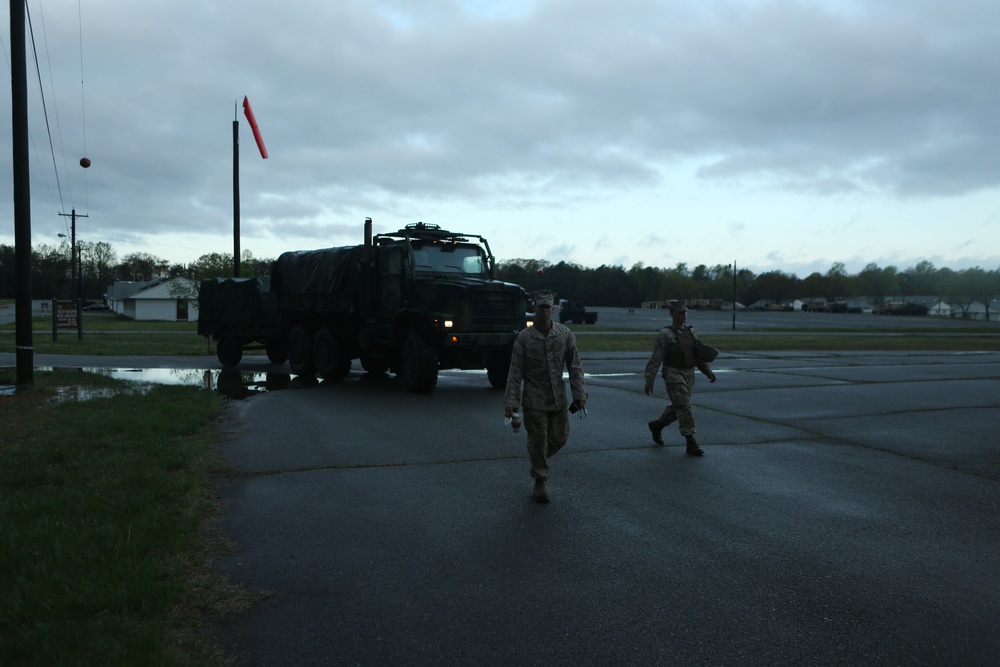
[3,313,998,356]
[1,312,198,332]
[26,333,219,356]
[573,332,1000,353]
[0,369,236,666]
[4,332,999,356]
[1,313,219,356]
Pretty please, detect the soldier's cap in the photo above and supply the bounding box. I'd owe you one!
[534,290,556,307]
[669,300,688,312]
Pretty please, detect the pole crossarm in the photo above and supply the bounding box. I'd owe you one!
[59,209,89,301]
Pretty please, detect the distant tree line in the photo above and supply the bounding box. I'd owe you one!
[0,243,271,303]
[496,259,1000,319]
[1,243,996,319]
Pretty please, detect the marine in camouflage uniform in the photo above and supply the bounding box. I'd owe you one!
[505,290,587,503]
[644,300,717,456]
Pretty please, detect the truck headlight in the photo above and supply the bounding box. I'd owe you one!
[444,320,454,328]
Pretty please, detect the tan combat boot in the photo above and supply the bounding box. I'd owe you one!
[532,479,550,503]
[648,413,676,446]
[648,420,665,445]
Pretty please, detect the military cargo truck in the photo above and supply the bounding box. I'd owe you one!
[198,219,527,393]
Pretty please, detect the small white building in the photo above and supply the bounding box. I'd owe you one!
[107,278,199,321]
[926,300,952,317]
[894,296,951,317]
[952,300,998,321]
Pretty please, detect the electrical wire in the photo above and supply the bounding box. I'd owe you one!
[25,2,66,213]
[77,0,89,212]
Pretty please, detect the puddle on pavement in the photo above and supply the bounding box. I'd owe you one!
[0,367,304,401]
[96,367,302,400]
[3,366,491,401]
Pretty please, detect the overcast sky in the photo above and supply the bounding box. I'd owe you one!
[2,0,999,277]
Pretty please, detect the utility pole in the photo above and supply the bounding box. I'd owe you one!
[732,261,737,331]
[233,113,241,278]
[234,97,267,280]
[11,0,33,386]
[59,208,88,301]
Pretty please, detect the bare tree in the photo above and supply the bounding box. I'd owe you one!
[953,267,998,321]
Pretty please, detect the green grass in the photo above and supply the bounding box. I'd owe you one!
[1,312,198,332]
[572,332,1000,353]
[0,369,234,666]
[4,310,998,356]
[28,333,220,356]
[1,312,228,356]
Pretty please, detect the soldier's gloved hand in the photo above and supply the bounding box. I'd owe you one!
[644,379,654,395]
[706,370,717,384]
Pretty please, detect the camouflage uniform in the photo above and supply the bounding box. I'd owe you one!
[644,324,712,438]
[505,322,587,482]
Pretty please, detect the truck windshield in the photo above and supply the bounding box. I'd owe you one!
[411,244,486,276]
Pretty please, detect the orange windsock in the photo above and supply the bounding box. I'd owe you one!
[242,96,268,159]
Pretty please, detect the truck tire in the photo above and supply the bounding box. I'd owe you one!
[402,330,438,393]
[486,351,511,389]
[265,338,287,364]
[287,325,316,377]
[314,327,352,379]
[217,333,243,368]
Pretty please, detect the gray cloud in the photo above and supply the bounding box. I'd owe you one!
[3,0,998,268]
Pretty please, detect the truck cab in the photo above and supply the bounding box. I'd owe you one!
[365,222,526,391]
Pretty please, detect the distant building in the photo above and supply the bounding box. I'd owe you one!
[907,297,951,317]
[106,278,199,321]
[951,300,1000,321]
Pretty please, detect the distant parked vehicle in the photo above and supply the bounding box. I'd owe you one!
[82,302,109,311]
[559,300,598,325]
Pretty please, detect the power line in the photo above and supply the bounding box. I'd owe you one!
[24,2,65,213]
[77,0,90,211]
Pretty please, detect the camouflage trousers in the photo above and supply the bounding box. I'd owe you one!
[658,367,697,437]
[524,407,570,481]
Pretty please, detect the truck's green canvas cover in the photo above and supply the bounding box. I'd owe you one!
[197,277,279,336]
[271,246,365,313]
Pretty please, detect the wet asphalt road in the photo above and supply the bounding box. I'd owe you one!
[196,349,999,666]
[3,309,999,665]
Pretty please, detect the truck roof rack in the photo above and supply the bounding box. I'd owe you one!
[377,221,471,243]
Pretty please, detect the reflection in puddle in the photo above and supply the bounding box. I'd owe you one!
[211,369,295,399]
[4,367,301,402]
[98,368,299,400]
[53,384,153,402]
[4,365,488,401]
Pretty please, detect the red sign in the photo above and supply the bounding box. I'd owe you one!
[55,301,78,328]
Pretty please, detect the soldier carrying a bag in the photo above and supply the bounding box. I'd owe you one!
[644,300,718,456]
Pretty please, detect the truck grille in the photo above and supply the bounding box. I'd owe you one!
[471,288,518,329]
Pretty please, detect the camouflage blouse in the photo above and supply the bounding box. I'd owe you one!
[505,323,587,411]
